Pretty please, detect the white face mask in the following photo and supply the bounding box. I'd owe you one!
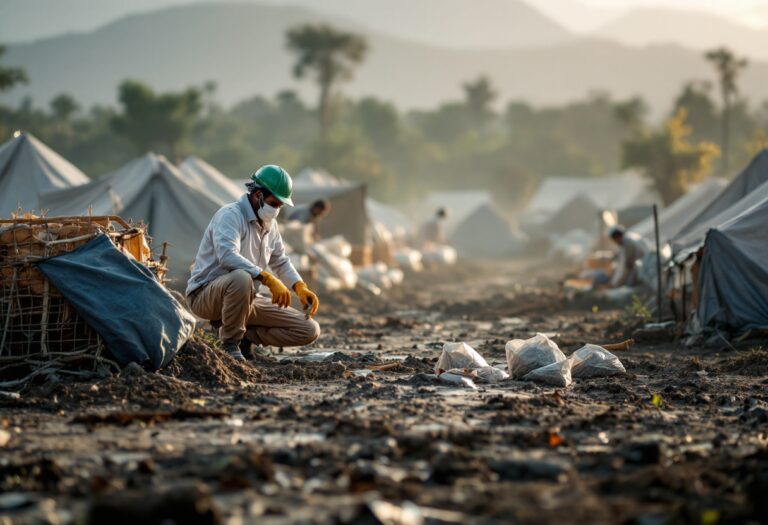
[257,195,280,228]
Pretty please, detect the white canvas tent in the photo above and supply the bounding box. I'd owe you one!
[630,178,727,244]
[524,171,658,222]
[526,193,601,237]
[178,156,243,205]
[424,191,494,236]
[39,153,221,284]
[696,186,768,333]
[424,191,526,257]
[674,149,768,240]
[366,198,411,235]
[291,167,370,245]
[0,132,89,216]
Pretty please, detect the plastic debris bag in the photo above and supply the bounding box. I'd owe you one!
[505,333,566,379]
[471,366,510,383]
[435,342,489,372]
[437,372,477,389]
[436,342,508,384]
[522,359,573,387]
[569,344,626,378]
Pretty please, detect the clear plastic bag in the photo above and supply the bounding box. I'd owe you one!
[435,342,489,372]
[569,344,626,378]
[435,343,509,383]
[505,333,566,379]
[522,359,573,387]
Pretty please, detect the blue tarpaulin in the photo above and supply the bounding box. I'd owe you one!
[37,234,196,369]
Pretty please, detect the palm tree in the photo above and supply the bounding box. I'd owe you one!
[462,75,497,129]
[705,47,748,176]
[286,24,367,138]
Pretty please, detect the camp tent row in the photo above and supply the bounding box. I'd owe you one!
[521,171,659,258]
[40,153,223,283]
[664,149,768,334]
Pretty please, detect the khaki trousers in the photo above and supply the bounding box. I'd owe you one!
[187,269,320,347]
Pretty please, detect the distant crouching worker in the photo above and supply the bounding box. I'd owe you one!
[287,199,331,241]
[608,225,649,287]
[419,208,447,248]
[186,165,321,361]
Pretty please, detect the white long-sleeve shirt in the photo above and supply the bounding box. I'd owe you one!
[186,194,301,296]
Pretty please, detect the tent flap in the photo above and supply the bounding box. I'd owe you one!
[698,231,768,333]
[37,235,196,369]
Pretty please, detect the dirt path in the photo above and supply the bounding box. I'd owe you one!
[1,260,767,524]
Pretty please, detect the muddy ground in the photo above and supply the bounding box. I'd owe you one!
[1,259,767,525]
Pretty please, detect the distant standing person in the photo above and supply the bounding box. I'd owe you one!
[186,165,321,361]
[419,208,447,247]
[608,225,649,287]
[287,199,332,241]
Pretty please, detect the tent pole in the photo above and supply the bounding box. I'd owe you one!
[653,204,663,323]
[681,265,687,323]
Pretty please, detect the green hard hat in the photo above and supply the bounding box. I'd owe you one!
[249,165,294,206]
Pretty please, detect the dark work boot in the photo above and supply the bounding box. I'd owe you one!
[222,341,246,362]
[240,337,270,360]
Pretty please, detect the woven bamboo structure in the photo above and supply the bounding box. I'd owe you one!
[0,215,166,385]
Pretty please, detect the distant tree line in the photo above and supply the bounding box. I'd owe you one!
[0,27,766,207]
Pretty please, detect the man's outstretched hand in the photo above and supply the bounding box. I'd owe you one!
[293,281,319,317]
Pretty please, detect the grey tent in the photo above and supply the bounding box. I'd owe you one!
[522,172,658,238]
[366,198,411,235]
[675,149,768,239]
[697,187,768,333]
[178,156,243,205]
[291,168,370,245]
[424,191,526,257]
[39,153,222,284]
[449,203,527,258]
[525,194,601,237]
[0,132,89,216]
[673,178,768,262]
[630,178,727,244]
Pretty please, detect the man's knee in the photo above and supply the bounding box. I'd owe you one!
[299,319,321,345]
[225,269,253,297]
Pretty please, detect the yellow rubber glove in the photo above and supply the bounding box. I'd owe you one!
[258,271,291,308]
[293,281,319,318]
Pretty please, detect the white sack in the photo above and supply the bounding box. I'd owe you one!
[522,359,573,387]
[435,342,489,373]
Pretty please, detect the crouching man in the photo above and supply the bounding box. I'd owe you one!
[186,165,321,361]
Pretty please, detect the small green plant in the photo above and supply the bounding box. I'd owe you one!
[624,294,651,321]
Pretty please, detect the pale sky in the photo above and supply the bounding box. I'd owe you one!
[580,0,768,25]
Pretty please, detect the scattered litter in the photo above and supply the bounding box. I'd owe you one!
[569,344,626,378]
[421,245,457,266]
[367,500,424,525]
[0,391,21,400]
[506,333,566,379]
[601,338,635,352]
[435,342,489,371]
[435,342,508,383]
[436,372,477,389]
[522,359,572,387]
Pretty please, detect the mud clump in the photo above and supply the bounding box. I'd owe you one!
[162,337,264,387]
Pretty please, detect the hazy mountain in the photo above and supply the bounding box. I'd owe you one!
[3,3,767,114]
[596,8,768,60]
[532,0,622,33]
[0,0,570,49]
